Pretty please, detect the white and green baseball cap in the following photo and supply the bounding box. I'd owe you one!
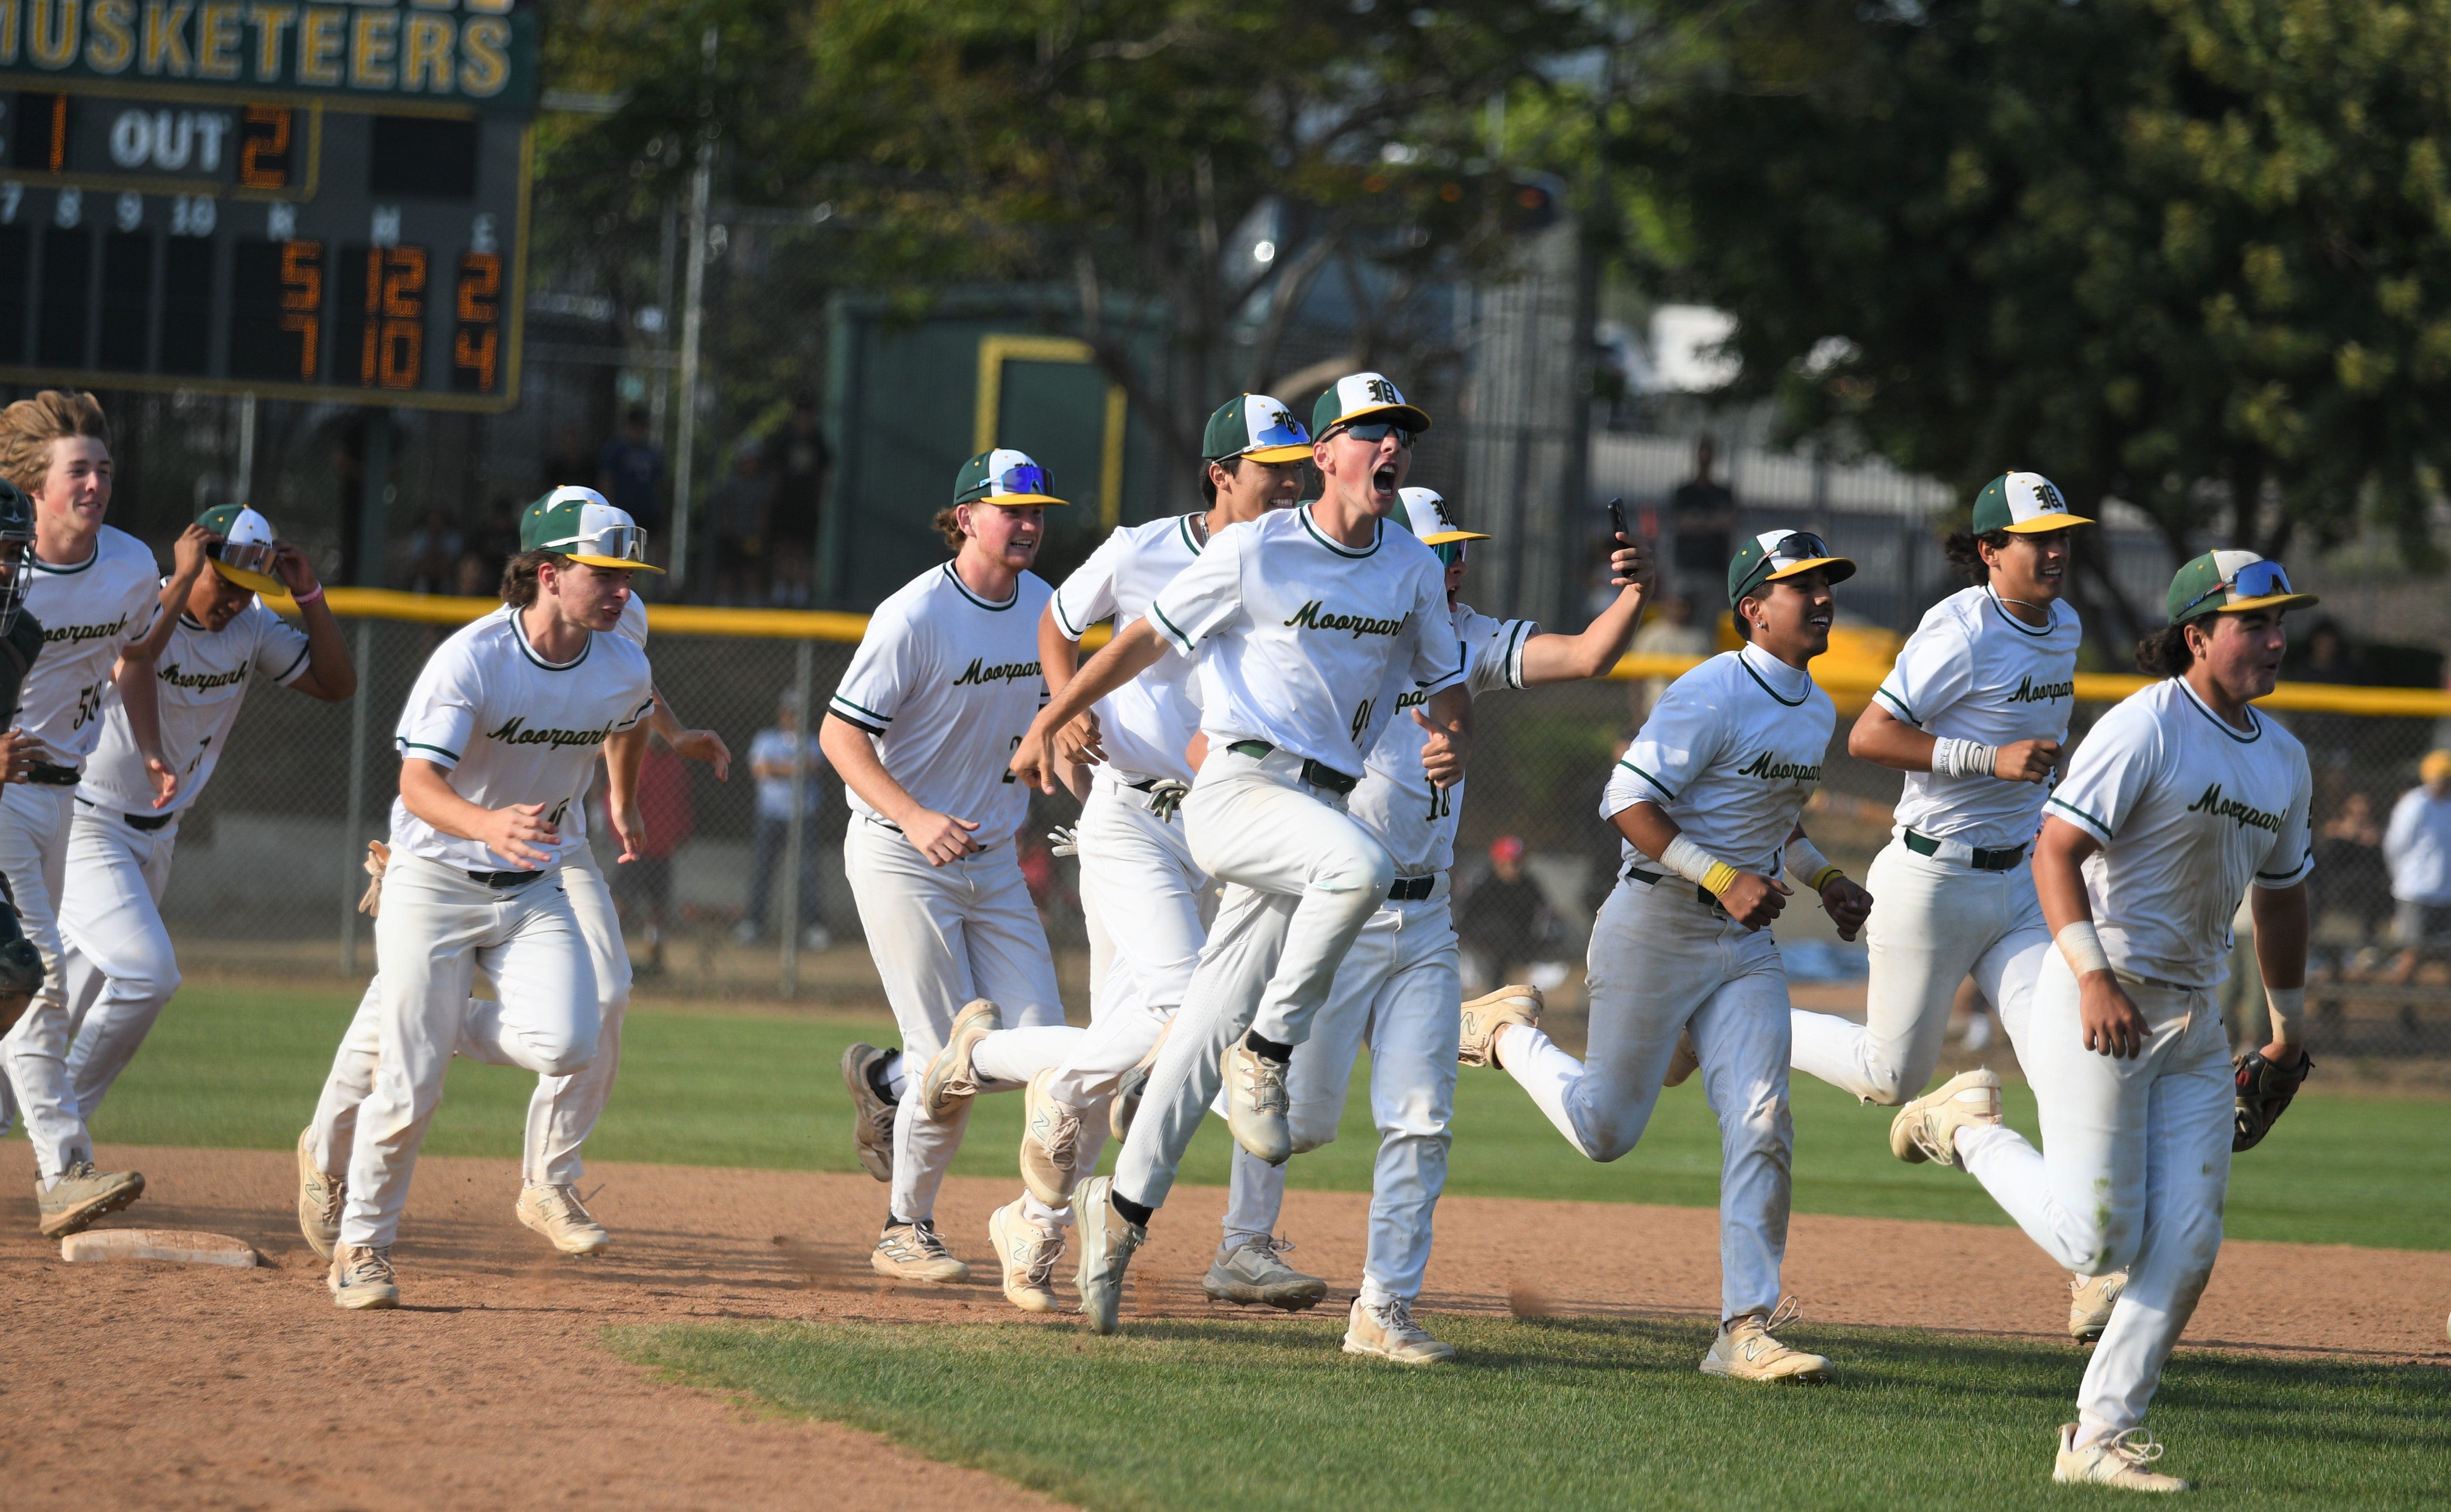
[1394,487,1489,552]
[2164,549,2318,626]
[1202,395,1313,464]
[1312,372,1431,436]
[1971,471,2093,534]
[521,486,663,572]
[197,503,283,595]
[952,448,1068,507]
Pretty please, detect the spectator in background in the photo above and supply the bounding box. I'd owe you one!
[1458,835,1560,994]
[609,734,695,975]
[2310,789,2390,979]
[1669,436,1738,581]
[766,395,831,608]
[404,507,463,595]
[2382,751,2451,983]
[1628,591,1712,726]
[597,406,667,533]
[708,437,774,606]
[737,690,829,949]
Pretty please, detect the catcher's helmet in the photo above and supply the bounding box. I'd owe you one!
[0,480,34,637]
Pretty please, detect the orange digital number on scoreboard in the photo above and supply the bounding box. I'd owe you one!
[453,250,502,394]
[357,246,426,391]
[279,240,322,380]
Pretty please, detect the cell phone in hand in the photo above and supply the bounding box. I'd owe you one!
[1606,496,1628,543]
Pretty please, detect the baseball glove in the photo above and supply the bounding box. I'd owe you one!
[2232,1047,2313,1152]
[357,840,390,917]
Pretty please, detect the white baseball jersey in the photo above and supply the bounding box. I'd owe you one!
[389,610,655,872]
[1609,643,1835,877]
[1050,514,1205,784]
[2044,677,2312,987]
[1875,586,2081,848]
[558,592,650,844]
[1347,604,1534,875]
[829,561,1052,844]
[19,526,163,764]
[77,595,310,815]
[1148,506,1461,777]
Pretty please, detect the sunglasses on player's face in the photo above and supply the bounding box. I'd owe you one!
[1335,420,1415,449]
[1433,541,1467,567]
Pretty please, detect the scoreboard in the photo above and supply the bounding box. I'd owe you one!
[0,0,538,412]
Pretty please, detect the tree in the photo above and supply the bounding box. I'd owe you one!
[1616,0,2451,641]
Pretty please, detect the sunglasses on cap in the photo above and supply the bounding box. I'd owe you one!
[546,523,650,564]
[993,463,1051,497]
[2175,558,2296,621]
[1737,530,1833,590]
[1250,418,1311,453]
[206,537,279,577]
[1334,420,1415,448]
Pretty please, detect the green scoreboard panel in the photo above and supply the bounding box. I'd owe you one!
[0,0,538,411]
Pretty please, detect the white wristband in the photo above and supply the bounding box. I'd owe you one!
[1932,737,1997,779]
[2056,921,2111,977]
[1785,836,1841,891]
[1658,834,1739,896]
[2263,985,2305,1042]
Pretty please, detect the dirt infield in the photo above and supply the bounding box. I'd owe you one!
[5,1143,2447,1510]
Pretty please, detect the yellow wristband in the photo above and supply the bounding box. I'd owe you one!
[1699,861,1741,897]
[1806,864,1844,891]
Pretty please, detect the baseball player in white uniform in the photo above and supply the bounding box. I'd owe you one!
[819,450,1085,1285]
[58,504,354,1122]
[0,391,196,1238]
[1217,487,1657,1362]
[325,494,659,1309]
[1011,373,1471,1335]
[929,396,1311,1312]
[299,490,730,1262]
[1461,530,1875,1383]
[1891,550,2315,1491]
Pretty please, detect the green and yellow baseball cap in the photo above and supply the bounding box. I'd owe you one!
[197,503,284,595]
[1972,471,2093,534]
[1312,372,1432,437]
[1395,487,1489,551]
[952,448,1067,507]
[521,486,664,572]
[1727,528,1856,607]
[2164,550,2318,626]
[1202,395,1314,464]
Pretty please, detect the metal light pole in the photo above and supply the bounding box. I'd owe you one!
[669,25,718,591]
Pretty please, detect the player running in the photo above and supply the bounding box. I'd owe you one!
[326,493,659,1309]
[1889,552,2315,1491]
[949,395,1310,1312]
[299,489,729,1261]
[820,451,1085,1284]
[1011,373,1470,1334]
[1461,530,1873,1383]
[1217,487,1656,1362]
[58,504,355,1122]
[0,391,196,1238]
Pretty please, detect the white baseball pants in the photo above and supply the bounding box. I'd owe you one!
[1957,953,2233,1436]
[307,846,635,1188]
[0,783,92,1183]
[1499,874,1795,1323]
[339,853,600,1248]
[1221,879,1460,1305]
[1114,743,1394,1211]
[57,803,183,1123]
[1790,842,2049,1104]
[845,817,1070,1225]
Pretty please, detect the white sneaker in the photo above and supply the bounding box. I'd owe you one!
[871,1219,970,1283]
[1221,1034,1291,1164]
[1342,1295,1456,1364]
[2070,1270,2128,1345]
[517,1183,611,1255]
[1202,1234,1326,1311]
[987,1198,1065,1314]
[2052,1424,2188,1492]
[921,999,1001,1121]
[1888,1068,2003,1168]
[329,1243,400,1310]
[1073,1176,1145,1335]
[296,1128,343,1261]
[1458,985,1542,1069]
[1018,1070,1087,1209]
[1699,1298,1833,1383]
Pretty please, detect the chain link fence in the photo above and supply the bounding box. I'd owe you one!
[160,597,2451,1060]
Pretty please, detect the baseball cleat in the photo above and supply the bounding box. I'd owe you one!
[1662,1029,1701,1088]
[1019,1069,1088,1209]
[328,1243,400,1310]
[1457,984,1542,1069]
[1342,1296,1456,1365]
[921,1000,1002,1121]
[36,1161,145,1238]
[1203,1234,1327,1311]
[839,1042,898,1182]
[1073,1176,1146,1335]
[987,1197,1066,1314]
[1222,1033,1292,1165]
[517,1183,611,1255]
[2070,1269,2128,1345]
[296,1128,343,1261]
[871,1219,971,1284]
[1699,1298,1833,1383]
[1888,1067,2003,1168]
[2052,1424,2187,1492]
[1110,1019,1174,1144]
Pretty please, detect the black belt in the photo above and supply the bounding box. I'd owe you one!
[73,796,175,832]
[1903,829,2025,871]
[466,868,546,889]
[1225,740,1358,796]
[1389,875,1435,902]
[27,762,78,787]
[1625,865,1725,912]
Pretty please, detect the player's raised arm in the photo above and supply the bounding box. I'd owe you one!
[272,540,357,702]
[1519,536,1659,685]
[1010,618,1167,794]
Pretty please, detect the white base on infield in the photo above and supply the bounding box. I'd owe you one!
[60,1229,258,1266]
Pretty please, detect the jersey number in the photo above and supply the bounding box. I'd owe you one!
[1349,698,1376,745]
[1001,734,1021,783]
[71,679,108,731]
[184,734,212,776]
[1424,784,1451,823]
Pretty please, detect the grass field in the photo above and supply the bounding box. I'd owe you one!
[54,983,2451,1251]
[612,1314,2451,1512]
